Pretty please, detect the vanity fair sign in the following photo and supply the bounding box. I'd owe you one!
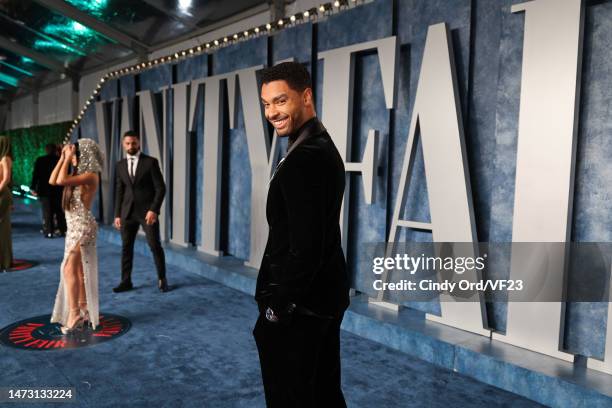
[94,0,612,374]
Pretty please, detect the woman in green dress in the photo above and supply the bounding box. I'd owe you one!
[0,135,13,271]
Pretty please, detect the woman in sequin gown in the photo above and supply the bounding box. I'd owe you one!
[49,139,103,333]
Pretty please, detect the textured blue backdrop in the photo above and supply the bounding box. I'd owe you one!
[78,0,612,360]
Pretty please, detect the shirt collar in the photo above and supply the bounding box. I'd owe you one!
[127,151,141,160]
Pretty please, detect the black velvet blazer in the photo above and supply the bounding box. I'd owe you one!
[114,153,166,220]
[255,118,350,318]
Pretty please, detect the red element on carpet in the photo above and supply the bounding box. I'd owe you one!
[8,259,37,272]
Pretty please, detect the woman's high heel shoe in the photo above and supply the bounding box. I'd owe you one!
[60,309,84,335]
[79,302,91,330]
[60,318,84,334]
[81,310,91,329]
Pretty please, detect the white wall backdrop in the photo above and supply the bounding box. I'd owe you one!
[38,81,74,126]
[9,95,34,130]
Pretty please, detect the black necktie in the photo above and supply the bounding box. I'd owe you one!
[129,158,135,182]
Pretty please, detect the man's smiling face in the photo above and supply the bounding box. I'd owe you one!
[261,80,311,137]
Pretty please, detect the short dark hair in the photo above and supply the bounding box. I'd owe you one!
[123,130,139,139]
[260,62,312,92]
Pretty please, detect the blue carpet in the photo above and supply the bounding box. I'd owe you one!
[0,202,543,407]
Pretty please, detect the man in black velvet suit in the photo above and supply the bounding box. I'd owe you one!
[254,62,350,407]
[113,130,168,293]
[31,144,66,238]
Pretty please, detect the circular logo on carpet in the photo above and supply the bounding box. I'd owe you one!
[0,314,131,350]
[7,259,38,272]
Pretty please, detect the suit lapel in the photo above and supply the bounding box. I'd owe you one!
[268,157,286,186]
[120,159,130,183]
[132,154,147,185]
[268,119,326,186]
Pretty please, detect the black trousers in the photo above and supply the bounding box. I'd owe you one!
[120,215,166,283]
[39,195,66,235]
[253,312,346,408]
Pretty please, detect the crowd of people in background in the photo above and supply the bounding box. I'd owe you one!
[0,140,70,272]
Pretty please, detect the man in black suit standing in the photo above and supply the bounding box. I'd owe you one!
[254,62,350,407]
[31,143,66,238]
[113,130,169,293]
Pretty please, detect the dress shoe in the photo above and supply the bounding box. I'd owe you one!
[158,278,169,293]
[113,282,133,293]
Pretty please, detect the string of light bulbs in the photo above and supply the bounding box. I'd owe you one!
[63,0,367,144]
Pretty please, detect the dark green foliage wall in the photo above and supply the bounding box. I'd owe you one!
[3,122,70,187]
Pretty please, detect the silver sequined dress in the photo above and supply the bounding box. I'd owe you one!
[51,139,102,330]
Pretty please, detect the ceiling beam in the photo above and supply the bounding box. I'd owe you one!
[32,0,149,56]
[0,77,17,88]
[149,2,269,54]
[0,10,106,64]
[0,73,36,92]
[139,0,200,31]
[0,60,34,77]
[0,37,73,76]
